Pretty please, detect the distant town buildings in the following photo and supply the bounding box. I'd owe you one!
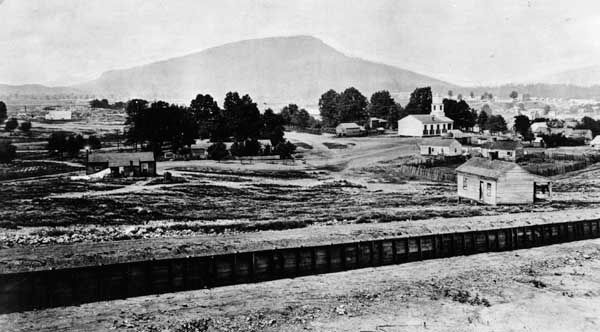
[44,110,72,121]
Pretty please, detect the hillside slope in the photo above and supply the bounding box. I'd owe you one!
[74,35,455,104]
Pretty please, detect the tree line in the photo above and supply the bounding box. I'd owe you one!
[124,92,296,159]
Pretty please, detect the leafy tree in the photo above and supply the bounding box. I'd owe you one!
[487,115,507,133]
[47,132,68,155]
[291,108,311,128]
[19,121,32,133]
[0,101,6,124]
[124,99,197,156]
[448,90,453,97]
[65,134,85,157]
[443,99,476,130]
[223,92,263,142]
[207,142,229,160]
[542,134,585,147]
[262,108,285,146]
[514,115,533,140]
[4,118,18,132]
[576,116,600,137]
[189,94,219,139]
[368,90,403,126]
[457,93,463,101]
[0,140,16,163]
[280,104,298,125]
[469,91,475,99]
[509,91,519,99]
[319,89,340,127]
[87,135,102,150]
[477,111,489,132]
[404,87,432,114]
[274,141,297,159]
[335,87,368,124]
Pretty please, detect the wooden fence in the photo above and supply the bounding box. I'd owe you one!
[397,164,457,182]
[1,219,599,314]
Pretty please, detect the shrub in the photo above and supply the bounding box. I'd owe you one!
[0,140,16,163]
[207,142,229,160]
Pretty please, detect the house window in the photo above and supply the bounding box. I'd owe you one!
[463,176,468,189]
[486,183,492,196]
[507,151,513,156]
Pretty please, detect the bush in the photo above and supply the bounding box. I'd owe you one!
[19,121,32,133]
[0,140,16,163]
[274,140,297,159]
[4,118,18,132]
[207,142,229,160]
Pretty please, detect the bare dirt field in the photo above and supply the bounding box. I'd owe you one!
[1,133,600,269]
[2,237,599,332]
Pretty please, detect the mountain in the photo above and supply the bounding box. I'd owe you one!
[0,84,81,96]
[73,35,455,105]
[537,65,600,87]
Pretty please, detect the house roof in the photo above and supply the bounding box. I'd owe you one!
[337,122,361,129]
[88,151,155,167]
[481,140,522,150]
[419,137,461,147]
[456,157,524,179]
[591,136,600,144]
[405,114,454,124]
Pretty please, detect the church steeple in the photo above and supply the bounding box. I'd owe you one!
[431,95,444,117]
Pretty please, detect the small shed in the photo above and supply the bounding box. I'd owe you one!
[481,140,524,161]
[336,123,362,137]
[87,151,156,177]
[368,117,388,129]
[456,157,551,205]
[419,138,463,156]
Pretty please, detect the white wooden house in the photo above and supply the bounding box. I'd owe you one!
[419,138,462,156]
[336,123,363,137]
[456,157,551,205]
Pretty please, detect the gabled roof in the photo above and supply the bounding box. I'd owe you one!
[456,157,524,179]
[337,122,361,129]
[404,114,454,124]
[591,135,600,144]
[419,137,461,147]
[482,140,522,150]
[88,152,155,167]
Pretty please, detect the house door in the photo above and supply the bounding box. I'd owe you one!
[479,181,484,201]
[428,147,432,154]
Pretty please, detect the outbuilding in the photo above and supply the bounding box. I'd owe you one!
[87,151,156,177]
[419,138,462,156]
[481,140,524,161]
[591,135,600,150]
[336,123,363,137]
[456,157,551,205]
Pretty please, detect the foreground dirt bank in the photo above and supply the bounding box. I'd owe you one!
[1,238,599,331]
[2,207,600,273]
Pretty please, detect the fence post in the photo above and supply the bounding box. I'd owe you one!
[417,237,422,260]
[392,240,397,263]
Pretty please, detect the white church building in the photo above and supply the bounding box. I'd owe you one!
[397,96,454,137]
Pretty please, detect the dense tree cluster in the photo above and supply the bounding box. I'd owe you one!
[541,134,585,147]
[442,99,476,130]
[280,104,318,128]
[124,92,296,159]
[89,99,126,109]
[318,87,369,127]
[0,140,16,163]
[474,107,507,134]
[47,133,102,158]
[576,116,600,137]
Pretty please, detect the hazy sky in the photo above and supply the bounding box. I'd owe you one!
[2,0,600,86]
